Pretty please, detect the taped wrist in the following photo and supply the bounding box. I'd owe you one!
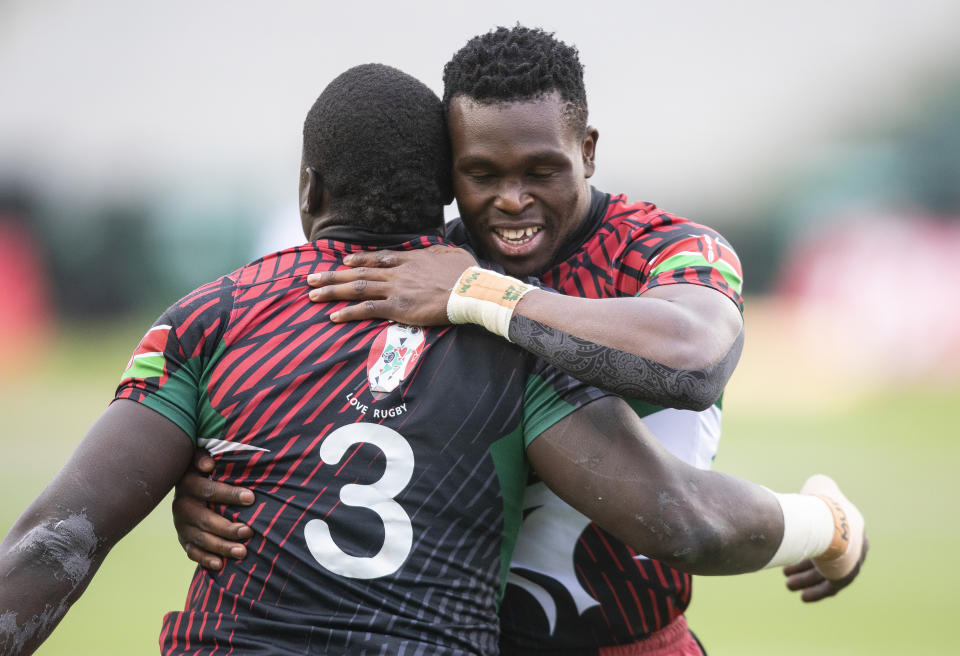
[764,492,836,569]
[808,494,853,561]
[800,474,865,580]
[446,266,535,340]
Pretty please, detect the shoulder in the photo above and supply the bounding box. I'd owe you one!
[159,245,313,343]
[603,195,714,238]
[598,195,736,258]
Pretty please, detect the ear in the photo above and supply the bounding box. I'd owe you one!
[581,126,599,179]
[300,166,325,216]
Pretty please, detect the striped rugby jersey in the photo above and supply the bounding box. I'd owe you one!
[450,188,744,653]
[115,234,609,655]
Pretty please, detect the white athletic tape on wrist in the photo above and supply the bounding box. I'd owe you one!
[764,492,835,569]
[446,267,535,341]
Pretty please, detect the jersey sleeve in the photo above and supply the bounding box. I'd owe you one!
[114,276,233,443]
[616,221,744,312]
[521,358,612,449]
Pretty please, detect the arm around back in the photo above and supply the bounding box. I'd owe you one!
[527,395,782,575]
[509,282,744,410]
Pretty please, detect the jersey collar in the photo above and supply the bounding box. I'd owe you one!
[312,226,444,250]
[545,186,609,272]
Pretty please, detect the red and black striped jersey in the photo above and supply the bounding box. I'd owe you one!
[116,235,609,655]
[450,189,744,653]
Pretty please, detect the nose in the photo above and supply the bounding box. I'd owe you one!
[493,180,533,215]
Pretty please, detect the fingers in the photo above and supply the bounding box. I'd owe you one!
[335,245,473,269]
[783,550,864,602]
[192,448,215,473]
[782,559,815,576]
[183,540,224,571]
[307,267,391,289]
[174,495,252,571]
[330,300,396,323]
[783,562,840,602]
[176,452,255,572]
[343,251,404,268]
[181,529,249,571]
[172,495,253,540]
[308,279,392,305]
[784,561,824,591]
[176,469,255,507]
[800,579,840,602]
[424,244,479,265]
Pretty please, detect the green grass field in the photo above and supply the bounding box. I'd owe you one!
[2,318,958,655]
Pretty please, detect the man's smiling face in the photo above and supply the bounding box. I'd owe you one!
[448,91,598,277]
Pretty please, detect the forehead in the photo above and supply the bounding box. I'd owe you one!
[447,93,578,159]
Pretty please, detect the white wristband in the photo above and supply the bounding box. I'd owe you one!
[764,492,836,569]
[446,267,535,341]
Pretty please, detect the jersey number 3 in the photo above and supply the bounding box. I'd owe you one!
[304,423,414,579]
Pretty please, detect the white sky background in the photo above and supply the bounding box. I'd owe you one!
[1,0,959,222]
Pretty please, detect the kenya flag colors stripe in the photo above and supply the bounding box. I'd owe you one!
[120,324,171,381]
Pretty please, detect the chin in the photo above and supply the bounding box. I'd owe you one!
[480,242,548,278]
[500,259,544,279]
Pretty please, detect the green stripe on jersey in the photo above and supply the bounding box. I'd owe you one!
[488,425,528,605]
[650,252,742,295]
[626,392,722,417]
[625,397,666,419]
[119,339,229,445]
[195,339,229,443]
[121,353,166,382]
[521,373,581,448]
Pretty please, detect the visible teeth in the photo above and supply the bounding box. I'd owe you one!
[495,226,541,243]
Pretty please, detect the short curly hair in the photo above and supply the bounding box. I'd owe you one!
[302,64,451,234]
[442,25,588,134]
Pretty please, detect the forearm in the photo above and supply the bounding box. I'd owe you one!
[0,401,193,654]
[447,269,743,409]
[508,313,743,410]
[0,511,109,655]
[529,400,782,574]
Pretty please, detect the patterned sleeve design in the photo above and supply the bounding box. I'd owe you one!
[114,276,234,442]
[614,212,744,313]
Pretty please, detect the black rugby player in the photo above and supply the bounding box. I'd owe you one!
[0,64,864,656]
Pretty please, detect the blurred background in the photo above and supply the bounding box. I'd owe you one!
[1,1,958,654]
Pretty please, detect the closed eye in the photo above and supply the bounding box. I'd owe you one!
[527,168,559,179]
[466,172,496,182]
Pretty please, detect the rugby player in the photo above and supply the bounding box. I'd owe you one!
[0,65,865,656]
[176,26,863,654]
[305,26,862,653]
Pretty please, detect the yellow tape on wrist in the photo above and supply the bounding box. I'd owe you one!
[446,266,535,340]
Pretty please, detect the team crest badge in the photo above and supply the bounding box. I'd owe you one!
[366,323,426,397]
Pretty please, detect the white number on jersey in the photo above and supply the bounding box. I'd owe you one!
[304,423,414,579]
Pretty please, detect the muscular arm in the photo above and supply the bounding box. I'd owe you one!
[530,395,867,595]
[528,395,781,575]
[0,400,193,655]
[508,291,743,410]
[307,248,744,408]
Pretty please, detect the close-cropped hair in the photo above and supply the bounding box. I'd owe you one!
[302,63,451,234]
[442,25,588,135]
